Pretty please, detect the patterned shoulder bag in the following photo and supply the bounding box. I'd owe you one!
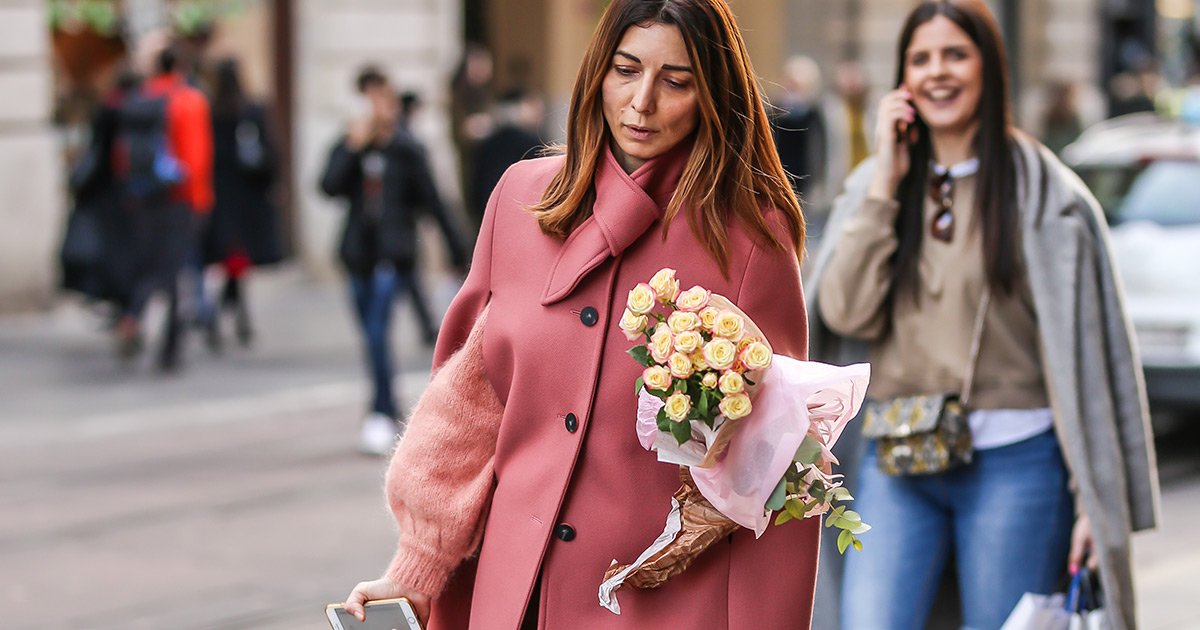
[861,288,990,476]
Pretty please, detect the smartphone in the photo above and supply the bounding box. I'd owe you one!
[326,598,423,630]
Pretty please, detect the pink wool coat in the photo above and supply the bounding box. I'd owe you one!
[384,140,818,629]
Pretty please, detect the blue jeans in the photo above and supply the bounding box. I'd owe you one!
[841,430,1074,630]
[349,265,401,418]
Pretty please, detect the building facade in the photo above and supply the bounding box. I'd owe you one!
[0,0,1182,309]
[0,1,65,311]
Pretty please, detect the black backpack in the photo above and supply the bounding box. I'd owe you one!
[113,90,185,204]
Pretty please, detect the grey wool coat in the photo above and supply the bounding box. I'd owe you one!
[806,132,1160,630]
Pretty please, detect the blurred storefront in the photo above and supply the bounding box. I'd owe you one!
[7,0,1198,310]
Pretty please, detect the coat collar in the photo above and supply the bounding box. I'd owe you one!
[540,137,693,305]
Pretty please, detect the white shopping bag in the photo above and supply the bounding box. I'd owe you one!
[1001,592,1070,630]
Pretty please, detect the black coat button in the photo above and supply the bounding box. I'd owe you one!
[564,413,578,433]
[580,306,599,327]
[555,523,576,542]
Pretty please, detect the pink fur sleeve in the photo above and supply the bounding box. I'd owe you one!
[382,305,502,596]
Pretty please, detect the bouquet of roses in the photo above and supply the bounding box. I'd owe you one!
[598,268,871,614]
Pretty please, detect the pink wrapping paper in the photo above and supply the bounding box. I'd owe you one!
[637,356,870,538]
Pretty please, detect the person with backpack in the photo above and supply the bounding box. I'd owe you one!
[112,46,213,371]
[320,67,468,455]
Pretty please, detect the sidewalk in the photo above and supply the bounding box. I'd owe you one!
[0,264,459,433]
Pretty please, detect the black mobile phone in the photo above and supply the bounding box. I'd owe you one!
[326,598,423,630]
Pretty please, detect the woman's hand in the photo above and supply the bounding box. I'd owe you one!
[1068,513,1099,574]
[344,578,432,625]
[867,88,916,200]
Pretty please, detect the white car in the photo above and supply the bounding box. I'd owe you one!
[1062,114,1200,413]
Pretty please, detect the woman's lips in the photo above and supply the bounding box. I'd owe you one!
[921,86,961,104]
[624,124,656,140]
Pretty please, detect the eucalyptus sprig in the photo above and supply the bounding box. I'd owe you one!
[768,435,870,552]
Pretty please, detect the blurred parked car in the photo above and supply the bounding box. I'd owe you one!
[1062,113,1200,415]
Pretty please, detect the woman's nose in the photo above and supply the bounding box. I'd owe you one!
[630,77,656,114]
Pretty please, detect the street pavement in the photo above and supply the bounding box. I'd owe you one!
[0,266,1197,629]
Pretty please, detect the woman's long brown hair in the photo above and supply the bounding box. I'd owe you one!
[529,0,805,272]
[891,0,1019,302]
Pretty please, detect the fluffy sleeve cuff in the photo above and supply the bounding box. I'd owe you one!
[382,305,503,596]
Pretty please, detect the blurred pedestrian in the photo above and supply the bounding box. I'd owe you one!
[468,88,545,230]
[807,2,1159,629]
[1039,79,1083,155]
[1108,70,1156,118]
[60,68,140,312]
[450,43,495,208]
[113,45,214,371]
[340,0,813,627]
[200,57,284,350]
[772,55,827,200]
[320,67,468,456]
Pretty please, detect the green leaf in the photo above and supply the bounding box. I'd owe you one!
[792,435,824,465]
[628,346,655,367]
[850,523,872,535]
[837,529,852,554]
[785,499,806,520]
[634,376,644,396]
[670,419,692,445]
[829,487,853,502]
[656,409,672,432]
[765,477,788,511]
[839,510,862,528]
[775,510,795,526]
[697,390,709,417]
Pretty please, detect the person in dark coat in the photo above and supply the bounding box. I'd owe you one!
[320,67,468,455]
[467,89,545,231]
[202,58,284,349]
[772,55,827,200]
[61,69,140,311]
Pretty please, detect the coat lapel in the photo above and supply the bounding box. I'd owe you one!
[540,140,691,305]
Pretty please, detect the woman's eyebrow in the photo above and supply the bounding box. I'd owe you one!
[614,50,693,73]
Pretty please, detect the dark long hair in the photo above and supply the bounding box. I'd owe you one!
[892,0,1019,302]
[212,58,245,119]
[530,0,804,271]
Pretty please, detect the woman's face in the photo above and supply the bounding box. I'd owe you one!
[902,15,983,138]
[601,23,700,172]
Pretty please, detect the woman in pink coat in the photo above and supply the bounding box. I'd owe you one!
[345,1,814,627]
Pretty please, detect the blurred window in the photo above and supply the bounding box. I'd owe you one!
[1077,161,1200,226]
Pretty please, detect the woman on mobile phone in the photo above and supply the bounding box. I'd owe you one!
[343,0,814,628]
[807,2,1158,629]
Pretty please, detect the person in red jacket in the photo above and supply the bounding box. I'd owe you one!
[113,45,213,371]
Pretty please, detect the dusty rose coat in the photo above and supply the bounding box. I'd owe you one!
[425,141,818,629]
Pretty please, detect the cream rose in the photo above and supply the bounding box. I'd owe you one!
[676,286,711,312]
[664,392,692,422]
[642,365,673,392]
[703,338,737,371]
[668,352,694,379]
[649,326,674,363]
[699,306,720,332]
[718,371,745,395]
[673,330,703,354]
[627,283,657,315]
[713,310,746,340]
[718,392,752,420]
[740,341,773,371]
[691,350,709,372]
[701,372,719,389]
[648,268,680,303]
[619,308,648,341]
[667,311,701,334]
